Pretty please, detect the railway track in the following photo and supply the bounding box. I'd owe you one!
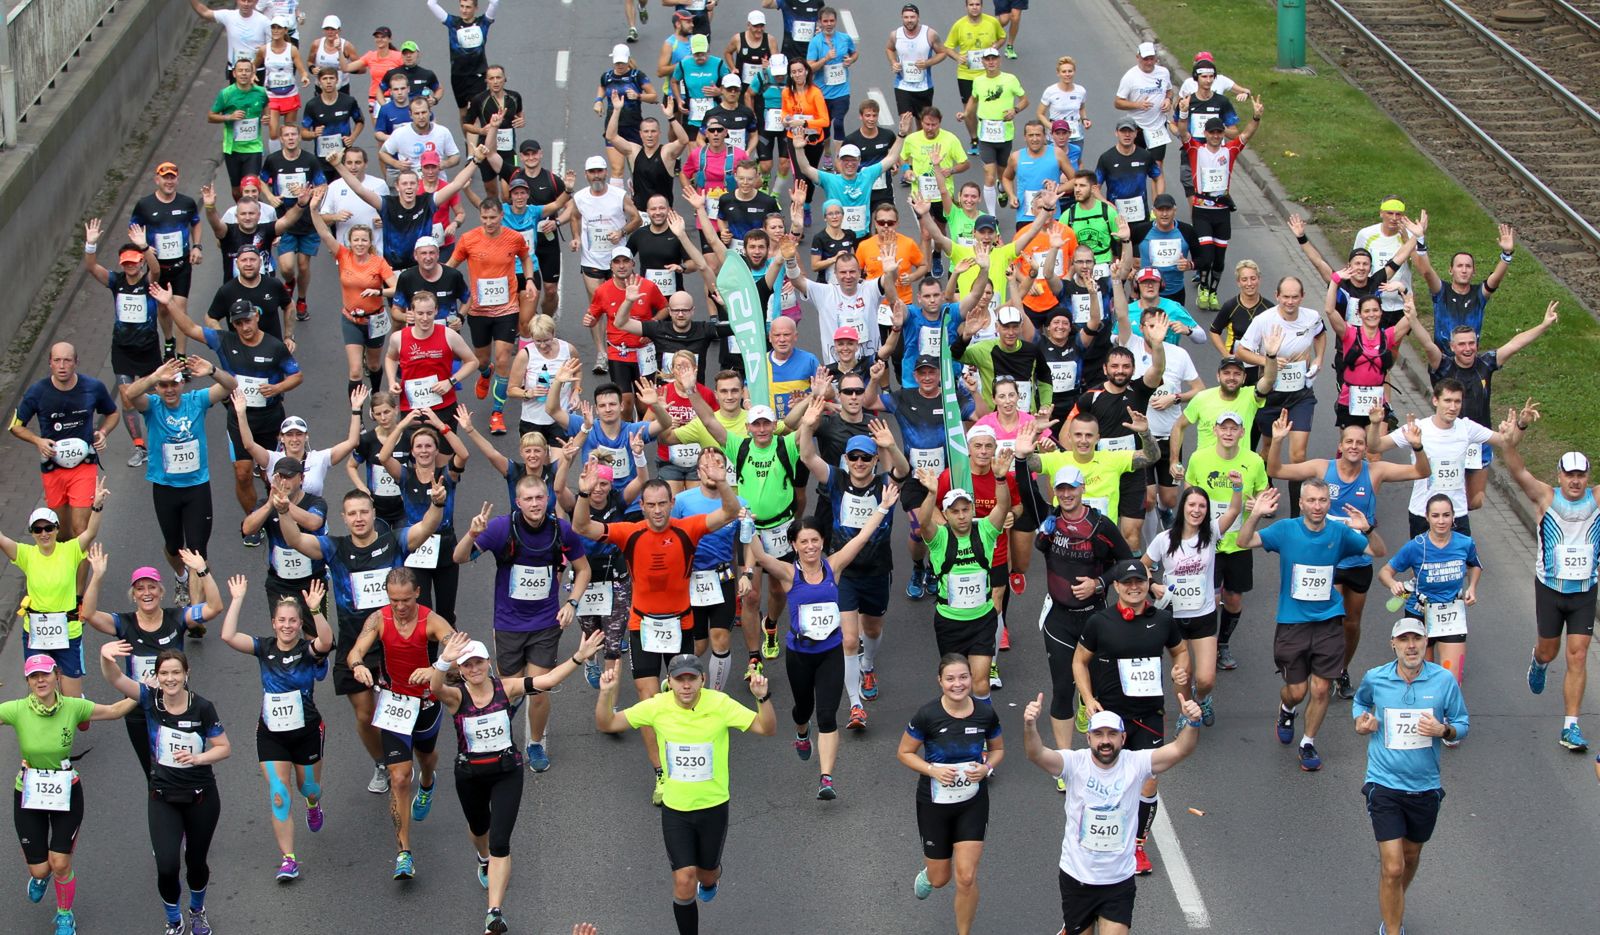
[1309,0,1600,309]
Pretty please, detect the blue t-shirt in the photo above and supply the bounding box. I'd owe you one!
[882,384,975,454]
[252,636,329,725]
[671,56,731,127]
[143,389,214,487]
[1387,532,1480,617]
[1352,660,1468,792]
[1014,145,1065,223]
[440,12,496,70]
[784,560,843,653]
[315,529,416,620]
[806,31,856,99]
[1257,518,1369,624]
[814,163,887,236]
[15,375,118,457]
[1137,227,1191,296]
[672,487,748,570]
[1117,297,1199,346]
[574,418,657,510]
[1430,283,1490,348]
[899,303,963,389]
[1327,460,1377,570]
[375,100,410,136]
[500,203,545,275]
[768,348,822,418]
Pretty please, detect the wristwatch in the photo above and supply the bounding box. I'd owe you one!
[566,598,580,609]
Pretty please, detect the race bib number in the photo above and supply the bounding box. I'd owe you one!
[351,567,390,610]
[1093,262,1111,279]
[639,614,683,654]
[367,310,392,339]
[765,108,784,132]
[462,711,513,754]
[646,268,677,296]
[1014,380,1034,413]
[965,50,984,70]
[20,768,72,812]
[1085,495,1111,514]
[791,20,816,42]
[689,97,713,123]
[1431,458,1463,492]
[585,222,613,250]
[238,375,269,408]
[666,741,713,782]
[318,134,344,157]
[1290,563,1333,602]
[455,24,484,48]
[27,612,69,651]
[371,689,421,733]
[578,582,614,616]
[162,439,201,474]
[799,601,840,641]
[477,276,510,306]
[901,61,925,87]
[1142,122,1171,147]
[909,447,944,472]
[154,231,185,261]
[1198,165,1227,194]
[758,524,791,556]
[917,327,942,357]
[278,170,307,198]
[233,117,261,143]
[840,492,877,529]
[1464,443,1484,471]
[1557,544,1594,581]
[1383,707,1432,751]
[978,119,1007,144]
[271,545,310,579]
[1050,359,1079,392]
[1273,360,1307,393]
[509,564,553,601]
[117,292,149,324]
[931,762,981,804]
[262,690,305,732]
[637,342,658,377]
[155,726,202,769]
[405,534,442,569]
[918,174,942,203]
[1169,573,1205,613]
[1114,197,1146,223]
[1209,498,1236,535]
[726,128,749,151]
[842,204,867,232]
[877,302,895,327]
[669,444,702,468]
[1118,655,1163,697]
[1150,239,1181,268]
[1348,384,1385,415]
[132,654,158,683]
[946,570,987,610]
[1188,113,1210,139]
[495,128,515,151]
[372,467,401,497]
[1097,435,1136,452]
[1424,600,1467,638]
[1079,805,1130,853]
[824,62,847,86]
[404,376,443,410]
[690,569,721,607]
[742,62,761,85]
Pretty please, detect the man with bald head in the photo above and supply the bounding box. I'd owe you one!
[11,343,121,541]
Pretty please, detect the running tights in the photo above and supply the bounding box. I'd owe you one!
[148,789,221,907]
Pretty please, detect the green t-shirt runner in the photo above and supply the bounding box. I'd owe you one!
[1182,387,1265,453]
[724,433,800,527]
[971,72,1026,144]
[0,695,96,790]
[1061,199,1121,265]
[213,83,269,154]
[927,520,1002,621]
[1184,446,1269,553]
[623,689,758,810]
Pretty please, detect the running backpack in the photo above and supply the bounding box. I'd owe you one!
[935,524,992,597]
[734,435,797,492]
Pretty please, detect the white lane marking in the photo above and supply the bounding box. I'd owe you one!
[841,10,859,40]
[555,50,570,89]
[868,87,889,116]
[551,139,567,176]
[1151,805,1211,928]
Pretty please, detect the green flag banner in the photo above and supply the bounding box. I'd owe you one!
[937,321,971,491]
[716,252,771,407]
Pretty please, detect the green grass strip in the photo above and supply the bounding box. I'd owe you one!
[1127,0,1598,469]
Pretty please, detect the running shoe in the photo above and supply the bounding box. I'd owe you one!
[477,858,490,890]
[174,576,190,607]
[820,155,834,172]
[999,625,1011,651]
[1276,707,1297,745]
[1004,44,1017,59]
[1560,723,1589,752]
[1334,671,1354,700]
[1298,742,1322,771]
[817,774,837,800]
[620,632,630,654]
[1008,572,1026,596]
[165,920,185,935]
[393,850,415,880]
[989,662,1002,689]
[276,854,300,882]
[652,769,666,806]
[745,657,763,679]
[930,253,945,278]
[1216,643,1238,671]
[846,704,867,730]
[1200,696,1215,727]
[368,764,390,794]
[627,26,639,42]
[54,909,75,935]
[27,875,47,903]
[592,350,608,375]
[484,909,508,934]
[997,190,1010,209]
[306,801,324,832]
[905,568,926,600]
[1075,699,1089,734]
[696,881,718,903]
[794,733,813,760]
[1173,711,1190,735]
[295,297,309,322]
[128,443,147,467]
[411,784,434,821]
[966,142,979,156]
[242,530,264,548]
[860,668,879,700]
[1528,657,1548,694]
[526,742,551,773]
[761,619,780,659]
[489,412,507,436]
[913,867,933,899]
[475,375,491,400]
[585,656,602,689]
[1134,843,1153,875]
[637,0,649,23]
[188,907,212,935]
[1055,777,1067,793]
[1442,738,1460,749]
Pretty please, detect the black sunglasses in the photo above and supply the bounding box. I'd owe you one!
[31,524,57,534]
[839,386,866,396]
[845,452,875,462]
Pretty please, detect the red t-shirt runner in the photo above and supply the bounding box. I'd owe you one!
[379,603,435,699]
[590,278,666,367]
[395,324,458,413]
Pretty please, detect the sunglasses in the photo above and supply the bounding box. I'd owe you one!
[875,219,897,226]
[839,386,866,396]
[845,452,875,462]
[705,127,727,133]
[31,524,57,534]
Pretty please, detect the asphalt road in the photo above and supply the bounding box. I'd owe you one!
[2,2,1597,934]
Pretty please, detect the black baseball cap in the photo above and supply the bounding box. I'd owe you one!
[914,354,940,371]
[974,214,999,232]
[228,298,259,321]
[519,139,541,154]
[1152,193,1177,209]
[1112,560,1150,582]
[1217,356,1246,372]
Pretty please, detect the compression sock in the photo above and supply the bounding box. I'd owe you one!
[973,693,993,706]
[348,379,363,397]
[844,652,863,708]
[1136,795,1159,843]
[982,185,998,215]
[491,374,509,413]
[479,364,492,381]
[862,634,880,670]
[189,887,206,911]
[165,902,182,925]
[708,650,732,692]
[367,367,383,394]
[1218,609,1242,645]
[54,871,75,910]
[672,896,698,935]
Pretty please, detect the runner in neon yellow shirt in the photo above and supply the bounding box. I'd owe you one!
[3,483,109,699]
[946,0,1006,146]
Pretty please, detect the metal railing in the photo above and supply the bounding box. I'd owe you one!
[0,0,120,147]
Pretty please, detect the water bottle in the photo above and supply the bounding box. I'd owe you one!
[1384,580,1414,614]
[739,515,754,544]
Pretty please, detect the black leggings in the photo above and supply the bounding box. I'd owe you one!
[151,482,213,558]
[1043,602,1095,720]
[785,646,845,733]
[1191,206,1233,293]
[410,558,460,624]
[14,786,85,864]
[126,709,154,779]
[148,788,221,906]
[454,766,524,859]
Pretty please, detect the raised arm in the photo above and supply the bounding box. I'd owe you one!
[217,573,258,654]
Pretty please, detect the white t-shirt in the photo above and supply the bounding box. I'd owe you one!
[213,9,273,66]
[320,176,389,246]
[1388,417,1493,517]
[1237,306,1325,392]
[1123,335,1197,439]
[1146,520,1225,618]
[805,280,883,364]
[1115,65,1173,131]
[1177,74,1236,99]
[381,124,462,170]
[1039,83,1089,138]
[1353,222,1414,312]
[1058,748,1155,885]
[269,449,335,499]
[573,182,629,270]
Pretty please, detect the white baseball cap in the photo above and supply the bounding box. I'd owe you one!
[584,155,608,172]
[837,144,862,159]
[28,507,60,528]
[1053,466,1087,488]
[1137,41,1158,58]
[747,405,778,424]
[1087,710,1127,733]
[322,14,342,29]
[980,48,1001,58]
[1559,451,1591,473]
[941,488,974,509]
[966,424,997,443]
[769,54,788,76]
[720,73,742,88]
[610,246,634,262]
[997,305,1024,325]
[458,640,492,664]
[271,14,293,29]
[611,44,631,64]
[1390,619,1427,639]
[1215,410,1244,426]
[748,10,767,25]
[413,236,441,251]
